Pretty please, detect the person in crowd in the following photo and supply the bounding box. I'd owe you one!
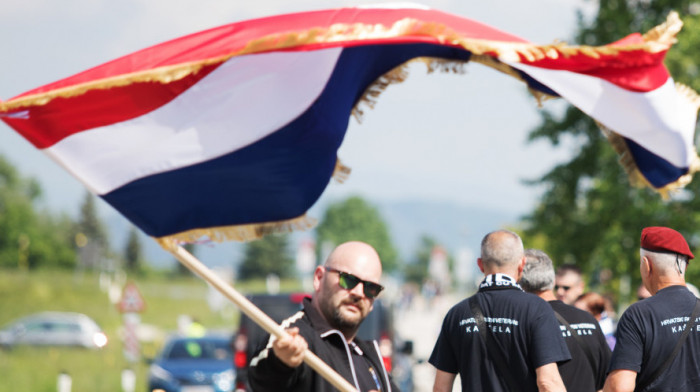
[575,292,616,350]
[429,230,569,392]
[604,226,700,391]
[521,249,611,392]
[247,241,399,392]
[555,264,586,305]
[636,284,652,301]
[185,317,206,337]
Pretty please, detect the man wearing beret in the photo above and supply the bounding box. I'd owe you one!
[604,226,700,392]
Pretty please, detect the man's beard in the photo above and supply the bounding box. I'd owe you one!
[328,299,364,334]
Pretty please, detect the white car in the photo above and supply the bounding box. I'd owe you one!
[0,311,108,349]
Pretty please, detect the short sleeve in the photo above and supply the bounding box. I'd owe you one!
[529,301,571,368]
[594,323,613,389]
[609,307,645,373]
[429,310,459,374]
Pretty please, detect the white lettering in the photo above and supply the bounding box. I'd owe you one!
[570,323,597,330]
[460,318,476,326]
[483,317,519,326]
[661,317,690,326]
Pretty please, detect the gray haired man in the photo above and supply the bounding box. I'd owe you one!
[521,249,610,392]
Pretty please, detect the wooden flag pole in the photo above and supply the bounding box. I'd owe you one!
[163,243,357,392]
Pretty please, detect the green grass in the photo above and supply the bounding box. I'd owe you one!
[0,268,303,391]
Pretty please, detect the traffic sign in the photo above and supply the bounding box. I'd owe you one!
[117,282,146,313]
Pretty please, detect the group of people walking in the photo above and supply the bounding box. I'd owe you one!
[245,226,700,392]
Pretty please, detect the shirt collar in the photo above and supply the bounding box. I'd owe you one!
[303,297,336,335]
[479,273,523,291]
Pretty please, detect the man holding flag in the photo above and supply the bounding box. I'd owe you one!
[247,241,398,392]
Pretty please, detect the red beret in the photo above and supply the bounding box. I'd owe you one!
[641,226,694,260]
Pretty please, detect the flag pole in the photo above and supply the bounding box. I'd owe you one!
[162,242,358,392]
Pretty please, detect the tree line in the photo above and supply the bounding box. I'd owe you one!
[0,154,436,282]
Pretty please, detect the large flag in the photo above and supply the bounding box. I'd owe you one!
[1,4,698,245]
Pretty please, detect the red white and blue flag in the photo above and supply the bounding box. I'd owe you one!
[1,4,698,244]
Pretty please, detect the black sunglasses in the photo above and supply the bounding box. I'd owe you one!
[324,266,384,299]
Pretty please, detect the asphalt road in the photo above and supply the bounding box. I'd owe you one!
[394,293,464,392]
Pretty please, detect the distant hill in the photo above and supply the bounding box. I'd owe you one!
[104,198,523,271]
[375,199,521,262]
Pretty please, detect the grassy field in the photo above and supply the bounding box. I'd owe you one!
[0,268,303,391]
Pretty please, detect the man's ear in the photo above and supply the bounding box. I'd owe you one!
[313,266,324,291]
[516,257,526,280]
[641,256,653,279]
[644,256,653,273]
[477,258,484,273]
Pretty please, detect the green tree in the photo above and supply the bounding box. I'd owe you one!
[238,234,293,279]
[0,154,76,269]
[74,191,110,269]
[124,226,143,272]
[521,1,700,304]
[315,196,398,272]
[404,235,440,284]
[76,192,109,246]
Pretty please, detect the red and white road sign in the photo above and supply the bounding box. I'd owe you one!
[117,282,146,313]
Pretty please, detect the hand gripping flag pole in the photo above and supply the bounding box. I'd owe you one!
[159,240,358,392]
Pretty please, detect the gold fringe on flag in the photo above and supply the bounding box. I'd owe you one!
[332,159,352,183]
[155,214,318,251]
[352,56,468,123]
[469,54,559,105]
[352,62,410,123]
[600,119,700,199]
[599,79,700,196]
[419,57,467,74]
[676,82,700,111]
[643,11,682,47]
[1,12,684,112]
[342,11,696,198]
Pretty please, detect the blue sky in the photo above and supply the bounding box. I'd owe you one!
[0,1,595,265]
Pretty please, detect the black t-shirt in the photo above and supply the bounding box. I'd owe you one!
[429,273,570,392]
[610,285,700,391]
[549,300,611,392]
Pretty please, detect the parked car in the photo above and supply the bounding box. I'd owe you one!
[231,293,409,391]
[0,311,107,349]
[148,334,235,392]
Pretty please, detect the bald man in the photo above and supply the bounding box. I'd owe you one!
[429,230,569,392]
[248,241,399,392]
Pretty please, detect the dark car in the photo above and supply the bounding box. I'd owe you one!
[148,334,235,392]
[231,293,404,391]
